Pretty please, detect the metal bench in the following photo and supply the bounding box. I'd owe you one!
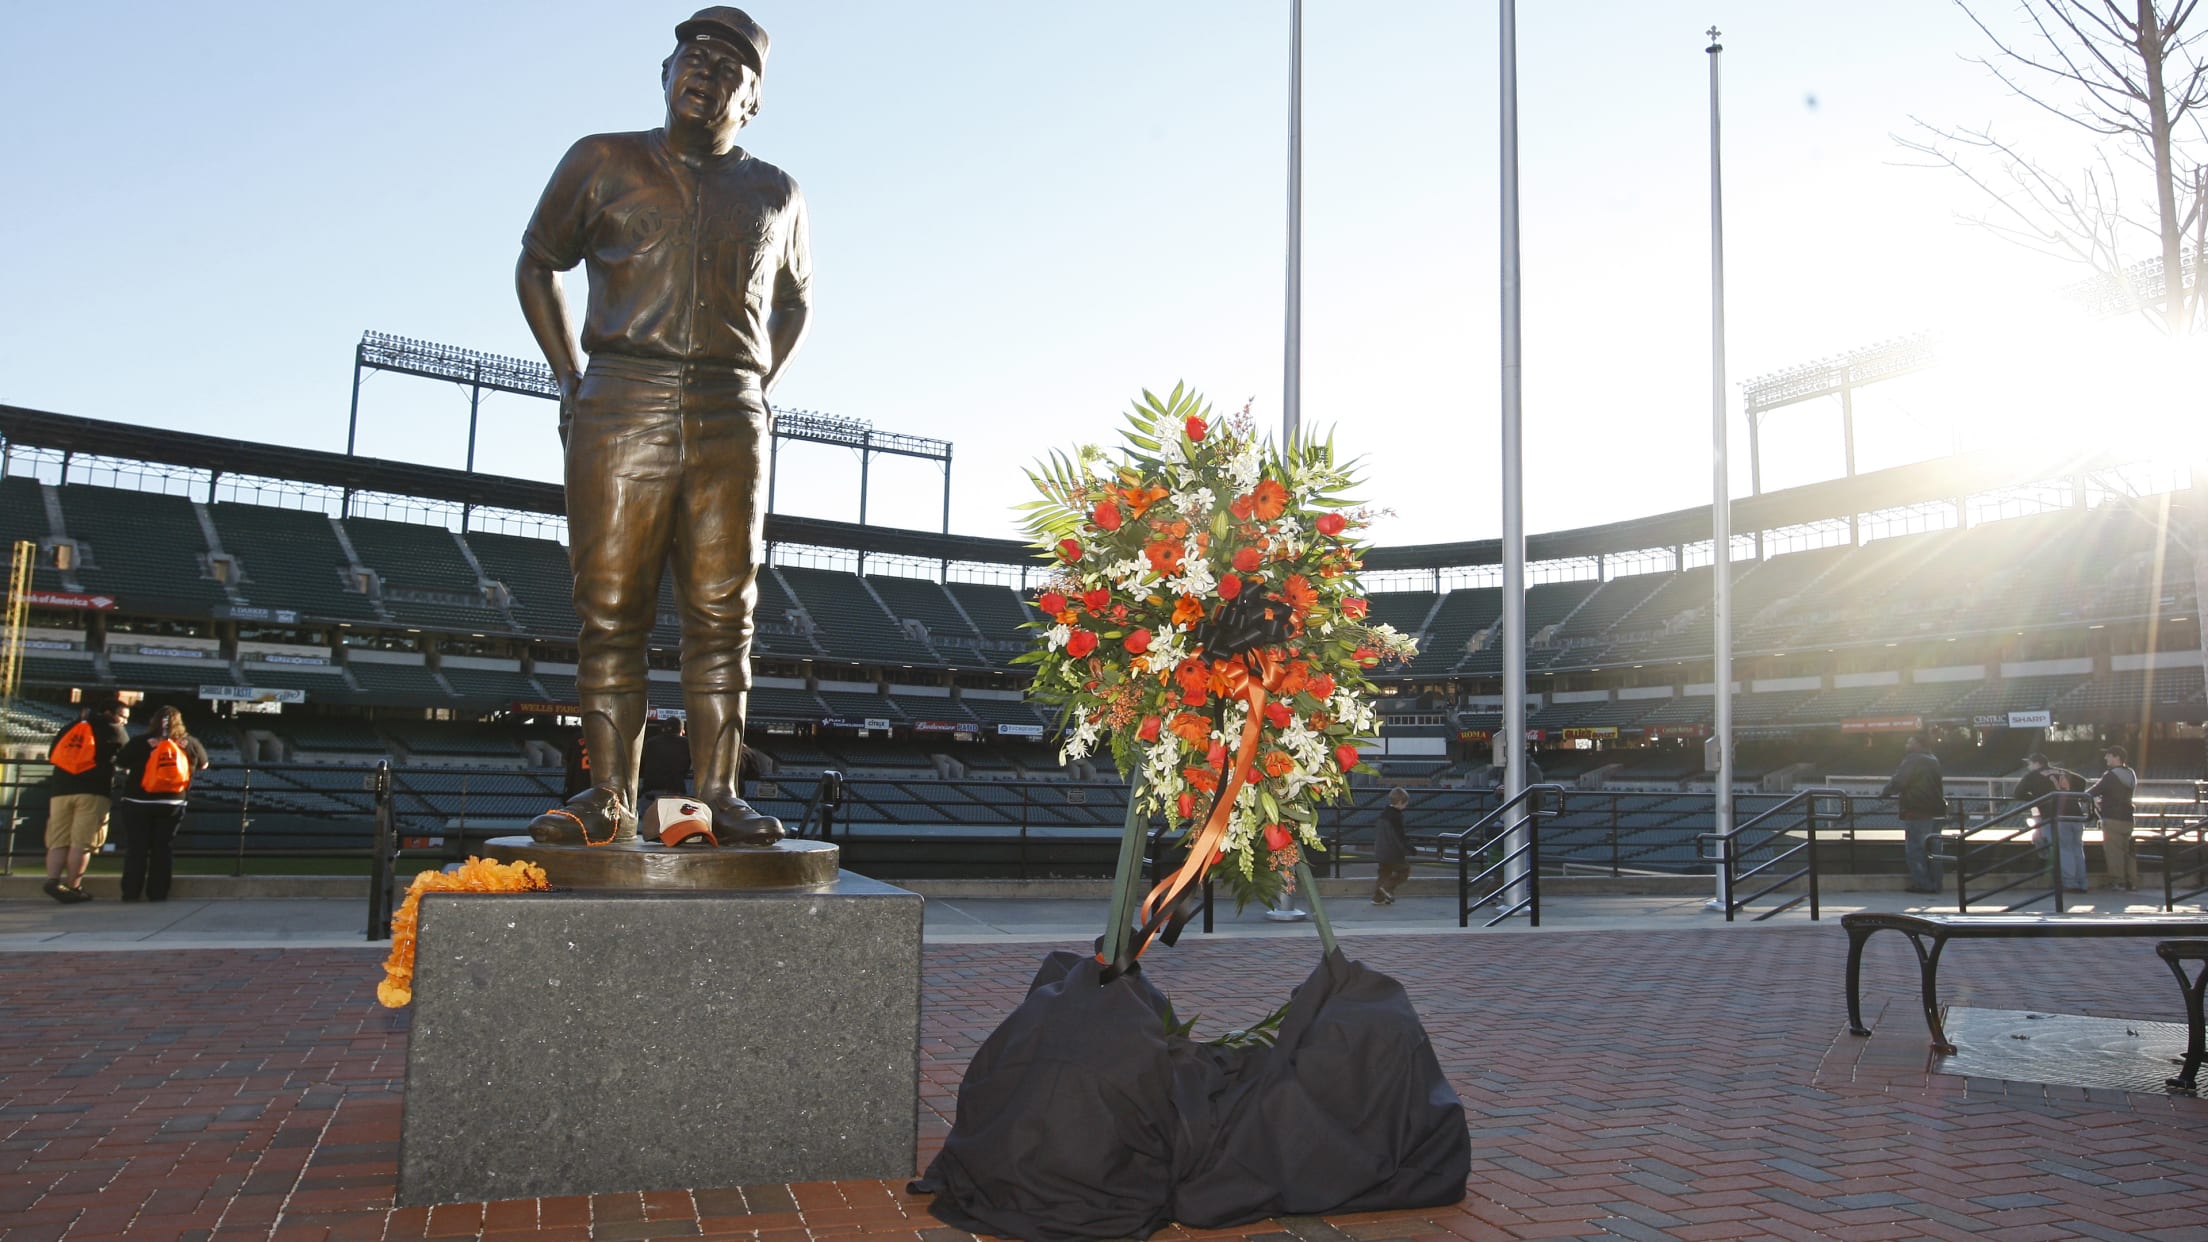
[2158,940,2208,1092]
[1842,911,2208,1054]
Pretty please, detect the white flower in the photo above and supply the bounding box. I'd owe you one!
[1060,716,1100,764]
[1145,629,1190,670]
[1046,623,1071,650]
[1167,554,1217,599]
[1227,446,1262,493]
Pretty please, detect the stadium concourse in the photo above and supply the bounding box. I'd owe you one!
[0,405,2201,854]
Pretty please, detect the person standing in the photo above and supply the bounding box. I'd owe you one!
[2015,752,2089,892]
[639,715,693,799]
[517,6,810,847]
[1880,735,1947,894]
[112,706,210,903]
[1372,787,1414,905]
[2085,744,2138,892]
[41,697,131,903]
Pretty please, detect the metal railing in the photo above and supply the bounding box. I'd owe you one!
[792,769,845,840]
[1697,787,1845,922]
[366,761,396,940]
[2144,802,2208,911]
[1949,791,2076,913]
[1444,783,1566,928]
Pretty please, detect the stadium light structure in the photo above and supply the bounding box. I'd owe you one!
[1740,333,1937,495]
[344,332,955,547]
[349,332,561,474]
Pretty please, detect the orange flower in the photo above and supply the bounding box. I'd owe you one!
[1174,657,1209,705]
[1250,478,1290,521]
[1279,573,1318,617]
[1171,595,1205,629]
[1261,750,1296,777]
[1168,713,1213,746]
[1146,540,1185,576]
[1115,483,1170,518]
[1183,765,1221,793]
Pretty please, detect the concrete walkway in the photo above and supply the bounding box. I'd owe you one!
[2,871,2194,951]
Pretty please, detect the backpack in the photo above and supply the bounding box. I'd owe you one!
[141,738,193,796]
[48,721,98,775]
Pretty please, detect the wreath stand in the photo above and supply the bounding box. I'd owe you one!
[911,787,1468,1242]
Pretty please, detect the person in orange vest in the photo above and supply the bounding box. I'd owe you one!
[42,697,131,903]
[112,705,211,903]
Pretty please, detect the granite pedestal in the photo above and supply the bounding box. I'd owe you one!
[396,874,922,1206]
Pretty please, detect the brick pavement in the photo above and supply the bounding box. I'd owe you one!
[4,927,2206,1240]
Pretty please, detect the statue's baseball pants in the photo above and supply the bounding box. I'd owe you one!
[565,353,767,698]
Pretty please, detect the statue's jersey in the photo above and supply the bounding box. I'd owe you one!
[524,129,810,376]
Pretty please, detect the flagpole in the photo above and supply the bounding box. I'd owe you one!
[1707,27,1735,912]
[1499,0,1529,903]
[1282,0,1303,447]
[1269,0,1316,928]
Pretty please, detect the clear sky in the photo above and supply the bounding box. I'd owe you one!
[0,1,2170,552]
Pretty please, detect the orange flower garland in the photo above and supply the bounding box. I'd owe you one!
[375,856,550,1007]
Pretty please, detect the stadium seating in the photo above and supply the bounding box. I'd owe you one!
[344,658,448,705]
[438,663,539,710]
[57,485,229,617]
[211,502,381,622]
[1417,587,1501,675]
[776,566,938,666]
[2062,666,2205,721]
[750,684,829,721]
[343,517,506,633]
[866,574,990,667]
[818,687,906,722]
[0,477,72,597]
[464,530,577,638]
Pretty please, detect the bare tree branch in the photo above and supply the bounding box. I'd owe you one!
[1902,1,2207,333]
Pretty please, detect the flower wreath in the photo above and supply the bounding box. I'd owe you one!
[1017,386,1417,916]
[376,856,550,1007]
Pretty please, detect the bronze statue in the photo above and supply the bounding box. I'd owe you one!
[516,6,810,848]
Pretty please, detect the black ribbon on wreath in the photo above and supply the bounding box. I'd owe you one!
[910,948,1470,1242]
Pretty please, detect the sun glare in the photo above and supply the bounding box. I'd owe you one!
[1923,299,2207,468]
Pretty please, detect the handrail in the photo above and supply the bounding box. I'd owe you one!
[792,769,845,840]
[1445,783,1566,929]
[1951,790,2076,913]
[1696,786,1844,922]
[365,760,395,941]
[2146,806,2208,911]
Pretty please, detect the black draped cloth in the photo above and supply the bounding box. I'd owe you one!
[913,948,1469,1242]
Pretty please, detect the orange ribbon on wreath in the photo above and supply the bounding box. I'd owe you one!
[1104,648,1290,971]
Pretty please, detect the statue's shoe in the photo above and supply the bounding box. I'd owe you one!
[702,791,784,846]
[529,786,637,846]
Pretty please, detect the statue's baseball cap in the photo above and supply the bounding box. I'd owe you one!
[675,7,769,72]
